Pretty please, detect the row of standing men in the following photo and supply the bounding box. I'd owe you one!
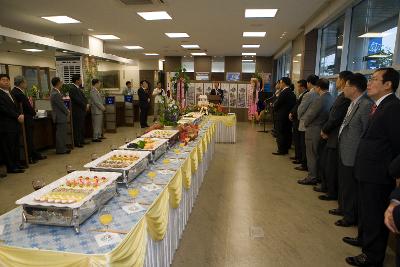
[271,68,400,267]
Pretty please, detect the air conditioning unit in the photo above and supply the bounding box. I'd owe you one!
[55,56,83,85]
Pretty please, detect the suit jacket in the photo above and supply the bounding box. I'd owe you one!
[389,188,400,231]
[0,89,20,133]
[50,88,69,124]
[338,95,373,167]
[354,94,400,184]
[69,84,87,115]
[138,87,149,108]
[273,87,296,123]
[90,88,105,115]
[304,92,334,129]
[210,88,224,100]
[322,93,351,148]
[290,90,308,128]
[389,154,400,178]
[297,89,318,131]
[11,87,36,121]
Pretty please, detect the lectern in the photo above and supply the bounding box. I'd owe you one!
[208,95,221,105]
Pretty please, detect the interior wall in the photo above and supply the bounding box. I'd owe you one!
[139,59,159,71]
[0,51,55,69]
[97,61,140,93]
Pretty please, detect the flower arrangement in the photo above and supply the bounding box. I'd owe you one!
[27,85,39,98]
[159,96,181,126]
[170,67,190,96]
[208,103,227,116]
[178,123,199,144]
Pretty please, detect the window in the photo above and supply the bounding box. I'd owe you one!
[347,0,400,71]
[181,57,194,72]
[276,49,291,79]
[319,15,345,76]
[242,58,256,73]
[211,56,225,72]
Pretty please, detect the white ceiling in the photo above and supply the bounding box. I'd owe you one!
[0,0,331,60]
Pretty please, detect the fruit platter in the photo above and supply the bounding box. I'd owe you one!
[84,150,151,184]
[178,123,200,144]
[178,112,203,125]
[119,137,169,162]
[15,171,121,233]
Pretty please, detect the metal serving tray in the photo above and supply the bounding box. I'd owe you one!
[141,130,180,147]
[119,138,169,162]
[15,171,121,233]
[84,150,151,185]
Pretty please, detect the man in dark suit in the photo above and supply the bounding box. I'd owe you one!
[289,79,308,165]
[385,154,400,267]
[11,76,46,164]
[0,74,25,173]
[272,77,296,155]
[69,74,88,148]
[335,74,373,228]
[50,77,70,155]
[346,68,400,267]
[298,78,334,185]
[138,80,150,128]
[317,71,352,201]
[210,82,224,104]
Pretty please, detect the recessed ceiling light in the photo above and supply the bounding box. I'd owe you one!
[137,11,172,20]
[368,54,390,58]
[124,46,144,50]
[17,40,23,44]
[62,50,69,53]
[242,52,256,56]
[93,35,120,40]
[293,60,300,63]
[243,32,266,37]
[296,53,302,56]
[358,32,390,38]
[181,44,200,49]
[242,44,260,48]
[165,33,190,38]
[191,52,207,56]
[88,28,94,31]
[337,46,343,49]
[41,16,80,24]
[242,59,254,62]
[245,9,278,18]
[22,49,43,52]
[145,53,159,56]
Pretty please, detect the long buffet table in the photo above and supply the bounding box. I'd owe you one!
[0,120,216,267]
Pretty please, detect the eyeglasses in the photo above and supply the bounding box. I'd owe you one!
[368,77,383,83]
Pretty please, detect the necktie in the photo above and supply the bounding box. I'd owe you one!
[370,104,377,116]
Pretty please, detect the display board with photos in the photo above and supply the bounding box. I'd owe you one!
[195,83,204,104]
[203,83,213,95]
[237,84,247,108]
[229,84,238,107]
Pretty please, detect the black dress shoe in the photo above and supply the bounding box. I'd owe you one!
[343,237,362,247]
[92,139,101,142]
[318,195,337,201]
[0,173,7,178]
[329,209,343,216]
[292,160,302,164]
[345,253,375,266]
[29,159,38,164]
[294,166,308,171]
[34,155,47,160]
[313,186,327,193]
[272,151,288,155]
[76,144,83,148]
[56,150,71,155]
[297,177,319,185]
[335,219,356,227]
[8,168,25,173]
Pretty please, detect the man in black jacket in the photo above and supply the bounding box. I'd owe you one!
[345,68,400,267]
[272,77,296,155]
[210,82,224,104]
[69,74,88,147]
[138,80,150,128]
[317,71,352,202]
[0,74,25,173]
[11,76,46,164]
[289,79,308,165]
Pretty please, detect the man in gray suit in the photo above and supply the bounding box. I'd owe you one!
[296,74,319,171]
[336,74,372,229]
[50,77,70,154]
[298,78,334,185]
[90,79,105,142]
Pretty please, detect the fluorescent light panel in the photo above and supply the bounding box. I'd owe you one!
[22,49,43,52]
[137,11,172,20]
[243,32,266,37]
[93,35,120,40]
[124,46,144,49]
[337,46,343,49]
[191,52,207,56]
[165,33,190,38]
[242,60,254,62]
[245,9,278,18]
[368,54,390,58]
[181,44,200,49]
[242,44,260,48]
[242,52,256,56]
[358,32,390,38]
[41,16,80,24]
[145,53,159,56]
